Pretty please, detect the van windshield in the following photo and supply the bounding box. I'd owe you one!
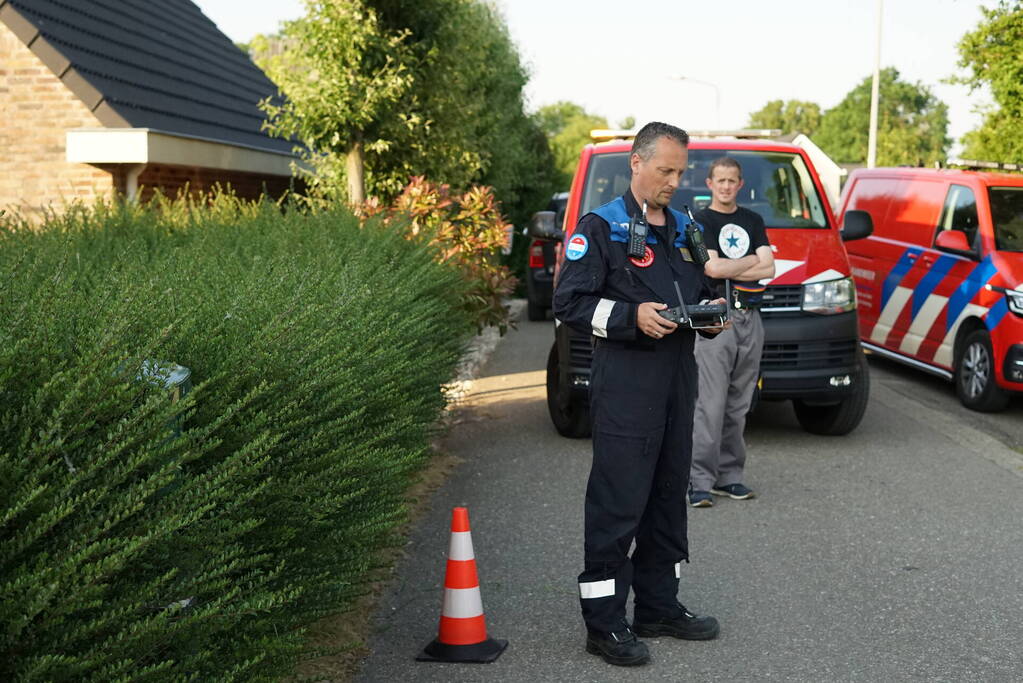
[581,149,829,228]
[989,187,1023,252]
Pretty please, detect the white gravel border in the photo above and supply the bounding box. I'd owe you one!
[443,298,525,405]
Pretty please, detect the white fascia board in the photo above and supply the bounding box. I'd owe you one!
[66,128,298,177]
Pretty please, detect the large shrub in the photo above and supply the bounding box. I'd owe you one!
[0,196,473,680]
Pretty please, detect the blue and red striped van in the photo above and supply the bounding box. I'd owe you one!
[839,164,1023,411]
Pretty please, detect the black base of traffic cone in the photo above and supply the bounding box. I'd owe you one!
[416,637,508,663]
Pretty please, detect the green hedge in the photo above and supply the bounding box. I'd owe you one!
[0,197,473,680]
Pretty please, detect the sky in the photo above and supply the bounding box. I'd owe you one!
[193,0,998,152]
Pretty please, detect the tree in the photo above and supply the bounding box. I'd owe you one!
[255,0,554,222]
[747,99,821,136]
[815,67,950,166]
[256,2,415,204]
[535,101,608,189]
[954,1,1023,161]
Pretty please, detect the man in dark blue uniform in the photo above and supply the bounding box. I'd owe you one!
[553,122,726,666]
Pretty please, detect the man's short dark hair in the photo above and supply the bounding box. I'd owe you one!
[707,156,742,180]
[631,122,689,161]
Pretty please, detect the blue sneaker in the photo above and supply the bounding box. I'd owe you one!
[710,483,756,500]
[688,490,713,507]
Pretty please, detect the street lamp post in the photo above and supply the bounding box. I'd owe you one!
[669,75,721,129]
[867,0,883,168]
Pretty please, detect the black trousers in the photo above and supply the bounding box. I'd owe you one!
[578,336,697,633]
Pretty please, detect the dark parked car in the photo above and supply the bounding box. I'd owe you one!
[525,192,568,321]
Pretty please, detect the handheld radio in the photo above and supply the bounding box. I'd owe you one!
[627,201,650,259]
[683,205,710,266]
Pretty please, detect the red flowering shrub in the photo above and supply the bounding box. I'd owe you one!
[359,177,517,333]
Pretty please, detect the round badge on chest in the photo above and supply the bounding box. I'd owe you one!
[719,224,751,259]
[629,245,655,268]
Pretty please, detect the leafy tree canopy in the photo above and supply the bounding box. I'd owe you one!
[256,0,554,223]
[747,99,822,137]
[954,1,1023,161]
[815,67,950,166]
[534,101,609,189]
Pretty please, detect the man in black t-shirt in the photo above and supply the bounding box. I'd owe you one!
[688,157,775,507]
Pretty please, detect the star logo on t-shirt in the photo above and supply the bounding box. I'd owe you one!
[718,224,750,259]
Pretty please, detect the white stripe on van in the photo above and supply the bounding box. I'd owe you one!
[760,259,804,285]
[934,303,989,367]
[900,294,948,356]
[871,286,912,344]
[802,269,845,284]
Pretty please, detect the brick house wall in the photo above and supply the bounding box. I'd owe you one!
[0,21,121,218]
[136,164,298,203]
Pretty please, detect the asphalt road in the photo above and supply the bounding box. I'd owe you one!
[355,309,1023,682]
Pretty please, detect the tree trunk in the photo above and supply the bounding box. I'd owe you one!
[346,140,365,205]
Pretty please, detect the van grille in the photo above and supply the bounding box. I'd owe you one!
[569,333,593,369]
[758,285,802,314]
[760,339,859,371]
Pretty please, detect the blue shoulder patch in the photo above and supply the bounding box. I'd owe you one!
[565,234,589,261]
[591,197,658,245]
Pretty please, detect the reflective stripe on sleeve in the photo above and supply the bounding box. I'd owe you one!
[447,531,474,561]
[675,562,682,579]
[442,587,484,619]
[591,299,615,338]
[579,578,615,599]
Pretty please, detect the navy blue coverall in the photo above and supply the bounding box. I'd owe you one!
[553,191,715,634]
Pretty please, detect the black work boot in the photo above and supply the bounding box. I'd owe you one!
[585,626,650,666]
[633,604,720,640]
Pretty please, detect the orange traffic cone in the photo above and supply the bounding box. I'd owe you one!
[417,507,508,663]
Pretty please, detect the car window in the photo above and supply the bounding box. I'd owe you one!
[988,187,1023,252]
[581,153,632,214]
[936,184,979,249]
[580,149,828,228]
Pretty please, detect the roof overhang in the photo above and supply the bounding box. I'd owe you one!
[66,128,300,177]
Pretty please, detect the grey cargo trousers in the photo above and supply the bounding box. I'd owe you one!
[690,309,764,491]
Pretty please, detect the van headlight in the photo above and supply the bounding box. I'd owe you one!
[802,277,856,314]
[1007,290,1023,317]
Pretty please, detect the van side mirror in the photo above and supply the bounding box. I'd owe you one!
[528,210,564,242]
[841,210,873,241]
[935,230,976,258]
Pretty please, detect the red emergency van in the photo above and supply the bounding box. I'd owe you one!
[529,133,875,437]
[839,163,1023,411]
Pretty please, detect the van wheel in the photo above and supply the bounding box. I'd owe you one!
[527,300,547,321]
[747,374,762,417]
[546,342,591,438]
[955,330,1010,412]
[793,352,870,436]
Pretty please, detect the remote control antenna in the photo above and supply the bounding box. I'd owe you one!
[673,280,690,321]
